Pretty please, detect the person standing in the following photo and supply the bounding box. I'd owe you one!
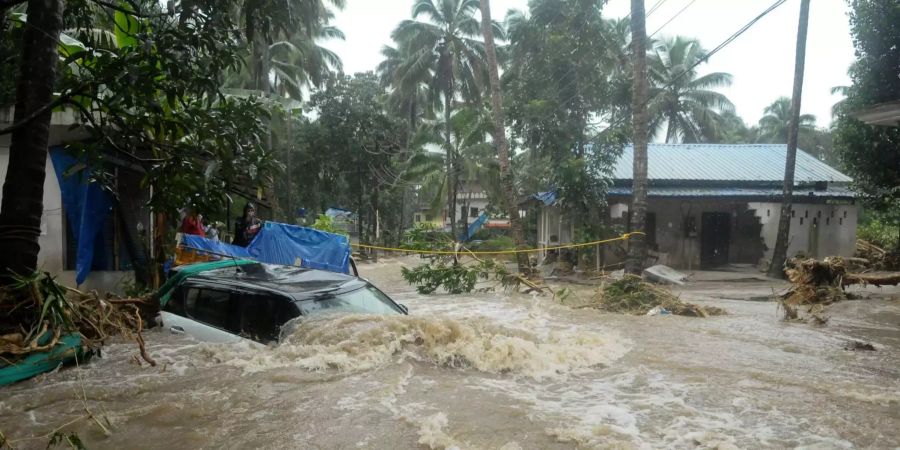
[180,206,206,237]
[233,203,262,246]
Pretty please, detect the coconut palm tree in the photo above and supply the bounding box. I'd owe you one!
[647,36,735,143]
[237,0,345,96]
[385,0,495,237]
[0,0,64,283]
[756,96,816,143]
[376,44,438,128]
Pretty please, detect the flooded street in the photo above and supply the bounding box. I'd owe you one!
[2,258,899,449]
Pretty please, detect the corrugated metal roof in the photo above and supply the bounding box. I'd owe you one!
[613,144,852,183]
[607,186,855,198]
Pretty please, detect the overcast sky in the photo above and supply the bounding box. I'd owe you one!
[328,0,854,129]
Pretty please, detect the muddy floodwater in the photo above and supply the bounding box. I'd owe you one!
[2,258,899,449]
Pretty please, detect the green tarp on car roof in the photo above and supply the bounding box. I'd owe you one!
[157,259,258,307]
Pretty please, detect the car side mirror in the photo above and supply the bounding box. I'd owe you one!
[399,304,408,315]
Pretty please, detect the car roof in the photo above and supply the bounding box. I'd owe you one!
[180,262,365,301]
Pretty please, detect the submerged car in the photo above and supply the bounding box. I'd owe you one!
[158,260,407,344]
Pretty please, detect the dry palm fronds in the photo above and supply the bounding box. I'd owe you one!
[587,275,726,317]
[0,272,156,367]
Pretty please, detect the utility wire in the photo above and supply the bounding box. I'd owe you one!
[649,0,697,37]
[585,0,789,143]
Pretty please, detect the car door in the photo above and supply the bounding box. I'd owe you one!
[161,285,244,344]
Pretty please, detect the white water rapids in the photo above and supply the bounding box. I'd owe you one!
[1,257,899,449]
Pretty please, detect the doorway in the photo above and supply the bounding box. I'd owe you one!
[701,212,730,268]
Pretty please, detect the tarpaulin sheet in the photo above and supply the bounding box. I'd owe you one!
[246,222,350,273]
[50,148,113,285]
[460,212,488,241]
[181,234,252,259]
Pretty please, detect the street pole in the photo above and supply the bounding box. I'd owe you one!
[768,0,811,278]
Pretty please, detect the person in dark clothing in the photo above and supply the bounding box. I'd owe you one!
[233,203,262,246]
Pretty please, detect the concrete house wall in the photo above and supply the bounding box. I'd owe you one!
[0,109,138,292]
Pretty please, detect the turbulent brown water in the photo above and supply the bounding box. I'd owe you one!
[2,258,899,449]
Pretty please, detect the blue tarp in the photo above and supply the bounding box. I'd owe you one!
[50,148,113,285]
[180,222,351,274]
[181,234,252,259]
[532,190,558,206]
[247,222,350,273]
[460,212,488,242]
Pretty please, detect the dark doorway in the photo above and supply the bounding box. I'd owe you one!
[701,212,731,268]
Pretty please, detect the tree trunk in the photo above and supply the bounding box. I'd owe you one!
[480,0,528,273]
[0,0,64,285]
[768,0,811,279]
[443,83,457,245]
[625,0,649,275]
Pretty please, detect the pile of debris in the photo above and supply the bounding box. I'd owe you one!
[588,275,726,317]
[780,256,900,322]
[1,272,156,382]
[856,239,900,271]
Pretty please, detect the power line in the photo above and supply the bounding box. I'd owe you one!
[646,0,670,17]
[649,0,697,38]
[586,0,789,142]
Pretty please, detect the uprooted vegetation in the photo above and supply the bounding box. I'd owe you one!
[779,256,900,323]
[584,275,726,317]
[0,272,156,368]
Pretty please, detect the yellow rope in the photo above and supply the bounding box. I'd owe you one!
[352,232,645,256]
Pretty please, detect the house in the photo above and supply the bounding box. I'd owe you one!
[413,181,496,232]
[529,144,857,270]
[0,108,152,291]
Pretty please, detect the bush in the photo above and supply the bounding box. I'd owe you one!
[401,259,511,294]
[858,218,899,250]
[312,214,349,238]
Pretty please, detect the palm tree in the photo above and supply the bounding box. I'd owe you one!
[647,36,735,143]
[626,0,649,275]
[757,96,816,143]
[236,0,345,96]
[0,0,64,284]
[479,0,528,271]
[830,85,849,116]
[386,0,492,238]
[376,44,438,128]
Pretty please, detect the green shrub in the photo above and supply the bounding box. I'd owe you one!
[858,218,899,250]
[312,214,348,238]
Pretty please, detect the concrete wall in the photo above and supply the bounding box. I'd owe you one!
[0,147,66,274]
[749,202,858,260]
[0,114,134,292]
[606,198,857,269]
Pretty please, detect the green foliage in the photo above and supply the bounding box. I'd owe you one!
[400,258,510,295]
[858,214,899,250]
[311,214,348,237]
[833,0,900,218]
[471,236,515,252]
[647,37,735,143]
[288,72,408,243]
[755,97,816,143]
[401,222,453,252]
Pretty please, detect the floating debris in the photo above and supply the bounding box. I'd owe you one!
[586,275,726,317]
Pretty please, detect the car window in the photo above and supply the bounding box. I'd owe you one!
[233,293,299,342]
[185,288,231,329]
[299,285,401,316]
[164,287,187,316]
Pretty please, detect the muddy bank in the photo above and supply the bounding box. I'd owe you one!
[1,257,898,448]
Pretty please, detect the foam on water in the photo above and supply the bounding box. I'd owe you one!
[200,313,628,379]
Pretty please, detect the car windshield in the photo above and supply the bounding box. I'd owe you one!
[299,285,402,316]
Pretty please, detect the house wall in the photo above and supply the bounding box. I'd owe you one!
[0,147,66,274]
[0,117,136,292]
[749,202,857,261]
[605,198,857,269]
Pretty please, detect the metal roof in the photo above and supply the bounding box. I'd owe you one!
[613,144,852,183]
[607,186,855,199]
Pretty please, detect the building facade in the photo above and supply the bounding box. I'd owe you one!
[530,144,857,270]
